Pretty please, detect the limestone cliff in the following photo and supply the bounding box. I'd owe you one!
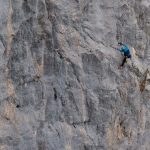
[0,0,150,149]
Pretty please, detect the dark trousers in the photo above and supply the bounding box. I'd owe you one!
[121,56,127,67]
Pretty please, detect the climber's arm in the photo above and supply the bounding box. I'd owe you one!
[118,47,125,55]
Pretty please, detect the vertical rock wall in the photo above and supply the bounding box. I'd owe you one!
[0,0,150,149]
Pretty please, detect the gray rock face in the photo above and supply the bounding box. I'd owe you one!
[0,0,150,149]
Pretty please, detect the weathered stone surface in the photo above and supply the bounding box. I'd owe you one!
[0,0,150,149]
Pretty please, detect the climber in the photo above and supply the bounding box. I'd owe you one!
[117,42,131,69]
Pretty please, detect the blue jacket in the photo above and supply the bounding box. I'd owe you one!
[120,44,131,57]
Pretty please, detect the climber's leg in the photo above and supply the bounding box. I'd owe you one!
[118,56,127,69]
[121,56,127,67]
